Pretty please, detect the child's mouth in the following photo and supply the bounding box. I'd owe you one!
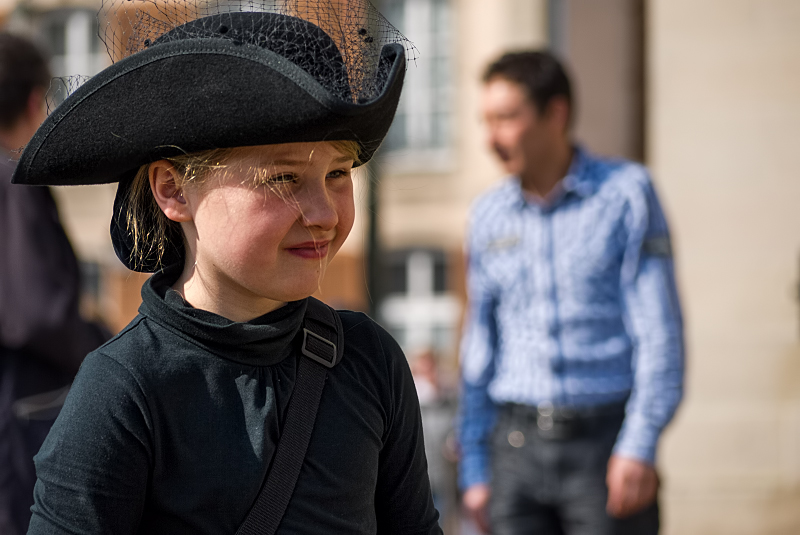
[286,241,330,259]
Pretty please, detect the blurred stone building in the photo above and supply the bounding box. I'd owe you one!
[2,0,799,532]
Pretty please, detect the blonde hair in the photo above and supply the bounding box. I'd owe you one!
[125,140,361,270]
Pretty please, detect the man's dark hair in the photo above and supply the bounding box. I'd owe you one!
[483,50,573,121]
[0,32,50,129]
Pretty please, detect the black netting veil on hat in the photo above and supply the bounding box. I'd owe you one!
[40,0,415,117]
[12,0,411,272]
[101,0,415,104]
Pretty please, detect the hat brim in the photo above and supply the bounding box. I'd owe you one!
[12,38,404,186]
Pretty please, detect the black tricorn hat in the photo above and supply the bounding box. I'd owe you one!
[12,2,407,272]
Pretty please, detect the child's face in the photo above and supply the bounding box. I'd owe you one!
[178,141,355,320]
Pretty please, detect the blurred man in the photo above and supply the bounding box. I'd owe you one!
[458,50,684,534]
[0,32,109,534]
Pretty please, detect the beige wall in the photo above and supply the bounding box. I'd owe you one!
[564,0,644,161]
[648,0,800,532]
[52,184,117,263]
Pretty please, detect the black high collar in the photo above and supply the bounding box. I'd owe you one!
[138,264,308,366]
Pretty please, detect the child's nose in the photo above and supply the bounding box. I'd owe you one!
[299,181,338,230]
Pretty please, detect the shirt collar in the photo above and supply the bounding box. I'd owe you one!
[511,145,595,210]
[561,145,595,198]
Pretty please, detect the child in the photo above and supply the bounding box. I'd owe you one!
[12,1,441,533]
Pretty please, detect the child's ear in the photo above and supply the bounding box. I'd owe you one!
[149,160,191,222]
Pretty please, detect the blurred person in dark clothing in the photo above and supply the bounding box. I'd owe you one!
[0,32,110,535]
[458,50,684,534]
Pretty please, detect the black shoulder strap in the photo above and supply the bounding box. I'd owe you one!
[236,297,343,535]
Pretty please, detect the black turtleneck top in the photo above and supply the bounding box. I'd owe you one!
[27,267,441,534]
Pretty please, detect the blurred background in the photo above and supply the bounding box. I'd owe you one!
[2,0,799,533]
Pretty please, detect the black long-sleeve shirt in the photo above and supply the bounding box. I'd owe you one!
[28,266,442,534]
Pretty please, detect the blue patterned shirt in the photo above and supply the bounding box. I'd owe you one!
[458,147,684,489]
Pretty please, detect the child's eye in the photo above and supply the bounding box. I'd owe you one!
[267,173,297,184]
[327,169,350,180]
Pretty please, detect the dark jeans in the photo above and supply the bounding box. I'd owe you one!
[489,404,659,535]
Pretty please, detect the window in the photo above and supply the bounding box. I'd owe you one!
[380,249,459,355]
[40,9,107,105]
[381,0,453,169]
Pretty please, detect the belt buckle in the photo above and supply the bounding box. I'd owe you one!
[536,402,579,440]
[536,401,554,433]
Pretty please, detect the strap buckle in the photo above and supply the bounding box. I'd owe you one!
[301,328,337,368]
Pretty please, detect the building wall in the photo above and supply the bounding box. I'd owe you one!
[381,0,549,253]
[647,1,800,532]
[52,184,116,263]
[560,0,644,162]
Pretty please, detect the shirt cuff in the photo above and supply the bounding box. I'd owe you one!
[458,451,489,490]
[612,412,662,465]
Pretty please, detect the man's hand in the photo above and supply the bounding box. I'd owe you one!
[462,483,491,533]
[606,455,659,518]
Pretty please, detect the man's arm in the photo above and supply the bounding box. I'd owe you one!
[610,169,684,516]
[457,229,499,532]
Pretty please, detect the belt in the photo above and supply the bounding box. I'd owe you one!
[499,400,626,441]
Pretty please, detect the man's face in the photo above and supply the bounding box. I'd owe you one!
[480,77,555,177]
